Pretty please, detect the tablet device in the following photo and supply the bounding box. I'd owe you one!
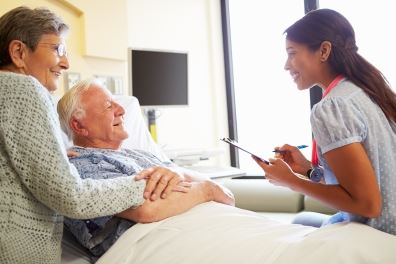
[220,138,269,165]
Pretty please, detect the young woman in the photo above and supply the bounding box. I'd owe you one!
[254,8,396,235]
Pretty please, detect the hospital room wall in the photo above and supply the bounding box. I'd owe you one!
[0,0,230,166]
[127,0,229,165]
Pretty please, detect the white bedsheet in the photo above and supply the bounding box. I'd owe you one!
[97,202,396,264]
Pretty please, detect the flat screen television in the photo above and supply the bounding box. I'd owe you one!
[129,49,188,107]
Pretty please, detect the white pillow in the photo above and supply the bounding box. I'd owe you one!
[55,94,170,163]
[114,95,170,162]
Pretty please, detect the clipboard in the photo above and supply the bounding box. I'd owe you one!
[220,137,269,165]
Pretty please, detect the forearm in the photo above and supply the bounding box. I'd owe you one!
[117,181,214,223]
[307,143,381,218]
[258,145,380,218]
[292,177,379,218]
[295,162,312,176]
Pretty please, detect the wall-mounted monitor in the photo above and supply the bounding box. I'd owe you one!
[129,49,188,107]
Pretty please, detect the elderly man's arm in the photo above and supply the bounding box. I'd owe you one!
[134,165,214,201]
[117,180,234,223]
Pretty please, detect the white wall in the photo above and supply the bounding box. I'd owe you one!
[127,0,230,166]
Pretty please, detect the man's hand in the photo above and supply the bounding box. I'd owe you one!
[206,180,235,206]
[135,167,188,201]
[118,180,235,223]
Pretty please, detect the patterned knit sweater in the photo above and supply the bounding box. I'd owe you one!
[0,72,145,263]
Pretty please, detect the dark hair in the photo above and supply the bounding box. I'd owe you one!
[0,6,68,67]
[285,8,396,122]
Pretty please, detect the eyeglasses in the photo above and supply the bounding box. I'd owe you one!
[38,42,67,57]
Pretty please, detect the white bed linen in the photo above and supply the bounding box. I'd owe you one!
[97,202,396,264]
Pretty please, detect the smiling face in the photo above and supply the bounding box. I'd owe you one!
[284,39,323,90]
[74,84,128,149]
[21,33,69,92]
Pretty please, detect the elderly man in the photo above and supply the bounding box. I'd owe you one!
[57,79,234,257]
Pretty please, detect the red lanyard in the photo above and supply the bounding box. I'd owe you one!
[311,75,345,166]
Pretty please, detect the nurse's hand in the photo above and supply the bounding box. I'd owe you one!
[253,156,298,188]
[274,144,311,175]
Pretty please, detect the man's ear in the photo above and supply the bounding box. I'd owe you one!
[319,41,332,62]
[70,117,89,136]
[8,40,28,69]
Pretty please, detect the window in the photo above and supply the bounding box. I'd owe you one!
[224,0,395,174]
[228,0,312,174]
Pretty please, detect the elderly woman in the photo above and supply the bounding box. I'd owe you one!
[0,6,184,263]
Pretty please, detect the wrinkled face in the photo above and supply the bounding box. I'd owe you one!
[284,39,322,90]
[78,85,128,149]
[23,33,69,92]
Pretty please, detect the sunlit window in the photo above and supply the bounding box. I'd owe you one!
[229,0,312,174]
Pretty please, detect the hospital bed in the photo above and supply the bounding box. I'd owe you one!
[61,95,396,264]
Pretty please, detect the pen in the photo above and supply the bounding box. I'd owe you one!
[272,145,308,153]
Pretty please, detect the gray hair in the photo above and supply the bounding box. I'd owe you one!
[0,6,68,67]
[57,79,99,140]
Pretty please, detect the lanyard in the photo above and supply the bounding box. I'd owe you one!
[311,75,345,166]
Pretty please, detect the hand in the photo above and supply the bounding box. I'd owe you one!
[173,181,193,193]
[135,167,186,201]
[207,181,235,206]
[253,156,299,188]
[67,150,80,158]
[274,144,311,175]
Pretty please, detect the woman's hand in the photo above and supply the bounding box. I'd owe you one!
[135,167,187,201]
[274,144,311,175]
[253,156,299,188]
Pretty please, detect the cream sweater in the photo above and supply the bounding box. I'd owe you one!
[0,72,145,263]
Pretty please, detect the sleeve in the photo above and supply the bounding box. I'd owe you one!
[311,97,368,154]
[1,77,145,219]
